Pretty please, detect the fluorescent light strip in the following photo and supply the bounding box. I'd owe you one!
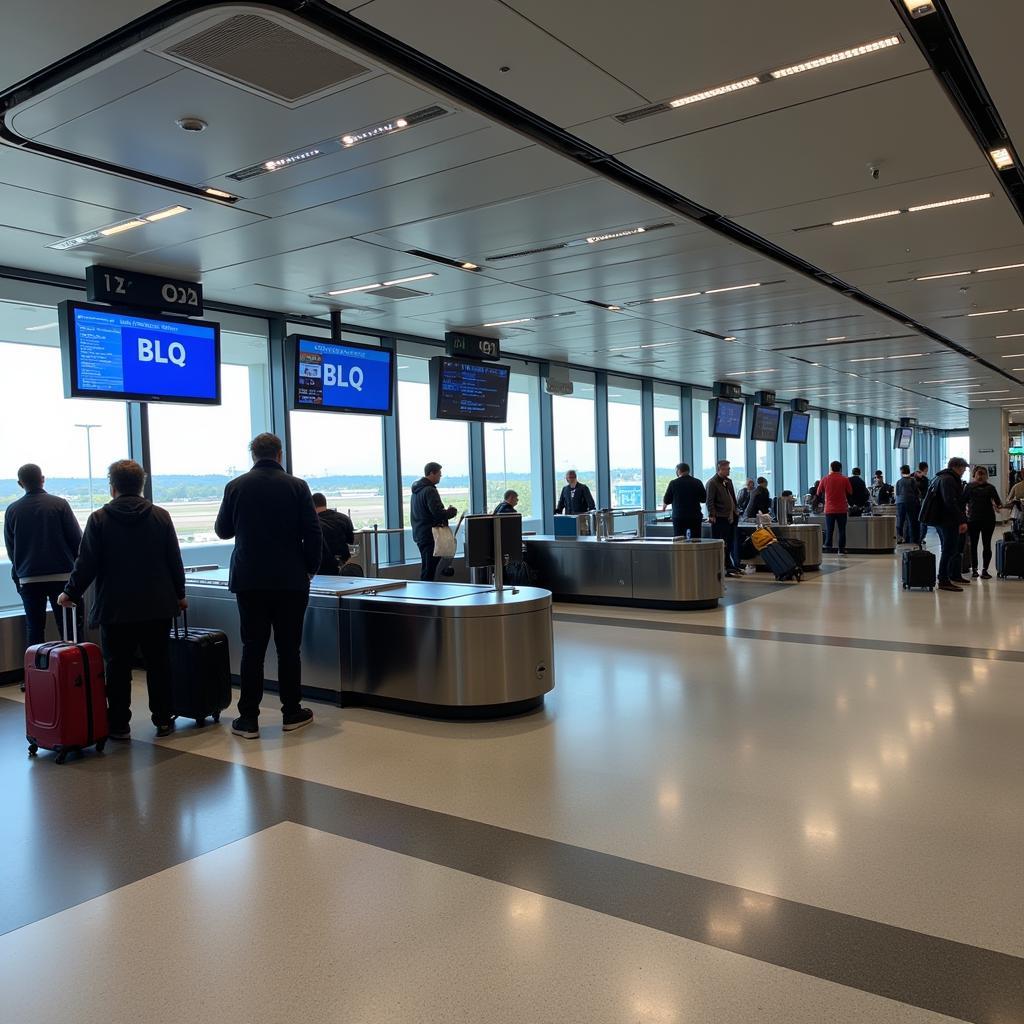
[482,318,533,327]
[1001,353,1024,358]
[967,309,1010,317]
[325,273,436,297]
[342,117,408,148]
[972,390,1010,395]
[849,357,885,362]
[669,77,761,108]
[978,263,1024,273]
[24,322,57,331]
[704,283,761,295]
[888,353,926,359]
[382,274,435,286]
[144,205,189,222]
[100,219,147,236]
[770,36,901,79]
[832,210,901,227]
[997,333,1024,339]
[916,271,971,281]
[651,292,700,303]
[725,369,777,376]
[204,187,235,200]
[325,284,383,296]
[586,227,646,244]
[826,336,846,341]
[920,377,977,383]
[908,193,991,213]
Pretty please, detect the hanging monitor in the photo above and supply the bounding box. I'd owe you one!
[289,335,394,415]
[429,357,510,422]
[784,411,811,444]
[750,405,781,442]
[709,398,744,439]
[59,299,220,404]
[894,426,914,449]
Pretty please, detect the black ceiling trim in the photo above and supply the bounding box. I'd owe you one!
[0,0,1017,413]
[771,334,919,351]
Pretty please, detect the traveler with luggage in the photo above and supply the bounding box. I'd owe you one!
[849,468,871,511]
[410,461,459,582]
[661,463,706,539]
[919,457,970,592]
[895,465,921,545]
[735,478,755,517]
[58,460,185,739]
[871,470,894,505]
[555,470,596,516]
[816,462,852,555]
[493,490,519,514]
[706,460,742,577]
[215,433,322,738]
[311,492,355,576]
[915,462,932,544]
[963,466,1002,580]
[4,463,83,650]
[741,477,772,520]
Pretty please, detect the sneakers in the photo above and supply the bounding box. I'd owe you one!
[231,717,260,739]
[937,581,963,592]
[981,570,993,580]
[950,576,970,585]
[283,708,314,732]
[971,570,980,579]
[154,721,175,739]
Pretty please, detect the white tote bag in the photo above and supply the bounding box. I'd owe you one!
[431,524,456,559]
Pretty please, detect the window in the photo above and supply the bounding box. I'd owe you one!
[826,413,841,469]
[484,366,541,524]
[807,411,823,484]
[552,370,597,498]
[944,433,969,466]
[845,418,858,470]
[692,392,717,485]
[725,406,747,485]
[755,440,774,494]
[783,435,800,495]
[607,376,643,508]
[654,384,682,502]
[149,325,272,545]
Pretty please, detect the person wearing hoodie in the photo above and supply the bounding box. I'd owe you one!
[410,462,458,581]
[58,460,185,740]
[919,457,969,592]
[311,492,355,575]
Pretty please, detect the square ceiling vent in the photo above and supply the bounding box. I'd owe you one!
[152,12,374,107]
[372,286,431,299]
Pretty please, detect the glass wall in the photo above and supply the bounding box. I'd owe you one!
[807,411,823,486]
[782,437,800,495]
[944,433,969,466]
[845,417,858,470]
[725,403,747,484]
[826,413,841,468]
[754,441,774,494]
[484,365,542,524]
[607,376,643,508]
[653,384,682,502]
[692,392,717,485]
[552,370,598,498]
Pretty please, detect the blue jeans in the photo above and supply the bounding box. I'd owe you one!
[937,524,963,582]
[896,502,919,545]
[824,513,848,552]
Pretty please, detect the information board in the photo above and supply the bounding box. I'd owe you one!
[290,336,394,415]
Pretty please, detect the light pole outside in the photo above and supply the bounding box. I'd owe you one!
[74,424,102,515]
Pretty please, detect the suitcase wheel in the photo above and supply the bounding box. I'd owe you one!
[55,750,69,765]
[27,743,37,757]
[194,717,206,727]
[96,738,106,753]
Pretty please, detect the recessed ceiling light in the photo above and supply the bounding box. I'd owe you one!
[144,205,190,222]
[461,262,479,270]
[908,193,991,213]
[669,77,761,108]
[967,309,1011,317]
[978,263,1024,274]
[832,209,902,227]
[24,322,58,331]
[586,226,647,244]
[902,0,936,14]
[850,357,885,362]
[991,147,1014,170]
[651,291,701,303]
[920,377,978,383]
[342,116,410,148]
[826,336,846,341]
[997,333,1024,339]
[888,353,926,359]
[1001,353,1024,358]
[264,148,321,171]
[705,283,761,295]
[725,369,777,376]
[382,274,436,286]
[325,284,383,296]
[916,271,972,281]
[482,318,533,327]
[769,36,901,79]
[204,187,235,200]
[99,219,148,236]
[972,390,1010,395]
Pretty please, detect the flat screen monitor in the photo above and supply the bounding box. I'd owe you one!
[750,404,781,442]
[59,299,220,404]
[429,357,510,422]
[289,335,394,415]
[894,426,914,450]
[710,398,744,439]
[784,411,811,444]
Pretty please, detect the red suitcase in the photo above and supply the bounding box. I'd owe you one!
[25,609,108,763]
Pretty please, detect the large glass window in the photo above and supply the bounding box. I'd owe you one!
[484,366,542,524]
[607,376,643,508]
[826,413,841,469]
[692,392,717,486]
[754,440,775,494]
[552,370,597,499]
[807,411,823,486]
[944,433,969,466]
[149,325,272,545]
[783,436,800,495]
[654,384,681,502]
[845,418,858,470]
[725,405,747,485]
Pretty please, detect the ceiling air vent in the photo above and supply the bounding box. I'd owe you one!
[615,102,673,124]
[371,286,430,299]
[155,13,372,107]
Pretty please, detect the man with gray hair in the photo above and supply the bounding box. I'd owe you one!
[920,456,969,592]
[706,459,742,577]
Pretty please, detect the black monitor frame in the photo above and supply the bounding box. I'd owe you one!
[286,334,395,416]
[749,404,781,442]
[709,397,744,439]
[784,411,811,444]
[429,356,511,423]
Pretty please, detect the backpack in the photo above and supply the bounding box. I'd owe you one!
[919,477,944,526]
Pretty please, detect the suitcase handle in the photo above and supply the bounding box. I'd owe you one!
[173,608,189,638]
[64,603,78,645]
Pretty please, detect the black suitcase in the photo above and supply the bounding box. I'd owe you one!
[996,540,1024,579]
[503,560,536,586]
[168,612,232,725]
[778,537,807,566]
[902,547,936,590]
[759,540,802,581]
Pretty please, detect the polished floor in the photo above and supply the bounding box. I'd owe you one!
[2,550,1022,1024]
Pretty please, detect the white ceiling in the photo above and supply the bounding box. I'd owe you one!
[0,0,1022,427]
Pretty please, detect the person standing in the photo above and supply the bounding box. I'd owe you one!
[735,478,755,518]
[915,462,931,545]
[311,493,355,576]
[816,462,852,555]
[661,463,706,539]
[493,490,519,515]
[920,457,969,592]
[58,460,185,740]
[741,477,772,520]
[849,468,871,509]
[410,461,458,582]
[963,466,1001,580]
[894,465,921,545]
[4,463,82,650]
[555,470,596,516]
[215,433,322,739]
[706,459,742,577]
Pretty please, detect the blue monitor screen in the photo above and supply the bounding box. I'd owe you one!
[785,411,810,444]
[291,336,394,415]
[750,405,781,442]
[894,426,914,450]
[710,398,744,439]
[60,300,219,404]
[429,357,510,422]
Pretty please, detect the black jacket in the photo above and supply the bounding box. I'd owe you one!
[663,475,706,521]
[920,469,966,528]
[214,460,322,592]
[849,475,871,507]
[4,489,82,586]
[555,483,595,515]
[743,486,772,520]
[963,481,1001,523]
[317,509,355,575]
[493,501,518,515]
[410,477,456,547]
[64,496,184,626]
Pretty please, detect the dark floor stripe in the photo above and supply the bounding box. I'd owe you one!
[553,612,1024,663]
[2,696,1021,1023]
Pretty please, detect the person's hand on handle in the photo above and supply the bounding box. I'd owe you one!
[57,592,75,609]
[959,523,968,535]
[178,598,189,611]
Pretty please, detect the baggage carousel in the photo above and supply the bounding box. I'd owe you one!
[806,514,896,554]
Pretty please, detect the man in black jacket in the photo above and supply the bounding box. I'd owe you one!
[58,460,185,740]
[4,463,82,649]
[661,463,705,538]
[920,457,969,592]
[742,478,772,520]
[555,470,596,516]
[215,433,322,738]
[493,490,519,515]
[410,462,458,581]
[311,493,355,575]
[849,468,871,509]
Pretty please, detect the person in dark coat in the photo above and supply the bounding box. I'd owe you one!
[493,490,519,515]
[4,462,82,649]
[59,460,185,740]
[963,466,1002,579]
[215,433,322,739]
[920,457,969,591]
[555,470,596,516]
[742,477,772,520]
[311,493,355,575]
[661,463,706,539]
[410,461,458,582]
[849,468,871,508]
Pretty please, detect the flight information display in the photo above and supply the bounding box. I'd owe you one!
[894,426,914,450]
[750,405,781,442]
[59,300,220,404]
[710,398,744,439]
[785,411,810,444]
[291,336,394,415]
[430,357,510,422]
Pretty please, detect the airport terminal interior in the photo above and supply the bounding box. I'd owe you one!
[0,1,1022,1021]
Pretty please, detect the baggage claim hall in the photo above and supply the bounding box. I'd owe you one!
[0,2,1022,1022]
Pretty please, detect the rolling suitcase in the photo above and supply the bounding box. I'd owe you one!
[758,539,802,582]
[25,608,108,763]
[168,611,232,726]
[778,537,807,566]
[902,546,936,591]
[995,539,1024,579]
